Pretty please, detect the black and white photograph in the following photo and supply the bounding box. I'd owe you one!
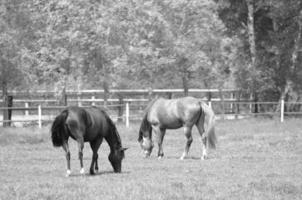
[1,0,302,199]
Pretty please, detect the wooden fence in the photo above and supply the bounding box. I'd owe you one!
[0,88,239,127]
[1,88,302,127]
[1,99,302,128]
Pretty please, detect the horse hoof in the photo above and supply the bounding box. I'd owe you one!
[66,170,71,177]
[201,156,207,160]
[90,168,98,175]
[158,156,163,160]
[80,168,85,175]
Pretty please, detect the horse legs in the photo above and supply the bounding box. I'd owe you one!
[89,138,103,175]
[76,137,85,175]
[180,126,193,160]
[156,128,166,159]
[62,141,71,177]
[201,137,207,160]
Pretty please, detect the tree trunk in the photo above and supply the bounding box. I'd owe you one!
[182,74,189,97]
[2,80,9,127]
[60,86,67,106]
[279,10,302,105]
[58,76,67,106]
[253,92,259,113]
[235,91,241,119]
[179,57,189,97]
[117,95,123,123]
[103,27,112,107]
[95,46,109,107]
[218,88,225,119]
[246,0,259,115]
[246,0,256,68]
[103,75,109,107]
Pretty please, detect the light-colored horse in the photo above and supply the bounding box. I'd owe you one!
[138,96,217,160]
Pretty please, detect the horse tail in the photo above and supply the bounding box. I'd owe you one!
[51,110,68,147]
[200,102,217,149]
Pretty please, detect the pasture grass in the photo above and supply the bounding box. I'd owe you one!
[0,118,302,200]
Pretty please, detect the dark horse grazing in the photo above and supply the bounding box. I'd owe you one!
[51,106,127,177]
[138,96,217,160]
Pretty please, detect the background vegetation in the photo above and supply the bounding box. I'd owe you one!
[1,0,302,102]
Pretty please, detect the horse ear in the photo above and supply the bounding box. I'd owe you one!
[120,147,129,151]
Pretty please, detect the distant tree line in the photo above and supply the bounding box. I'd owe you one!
[0,0,302,107]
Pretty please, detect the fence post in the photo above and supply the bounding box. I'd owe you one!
[235,91,241,119]
[249,93,253,113]
[91,96,96,106]
[230,92,235,113]
[280,98,284,122]
[25,102,29,116]
[125,102,130,127]
[3,95,13,127]
[118,96,123,123]
[77,91,82,107]
[38,105,42,128]
[148,87,153,101]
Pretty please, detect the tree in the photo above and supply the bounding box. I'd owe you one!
[0,0,243,104]
[111,0,236,95]
[216,0,302,107]
[0,0,35,125]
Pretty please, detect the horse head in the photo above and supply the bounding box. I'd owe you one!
[108,146,128,173]
[138,115,154,157]
[139,135,154,157]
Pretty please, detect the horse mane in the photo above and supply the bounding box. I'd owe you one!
[100,109,122,148]
[138,98,157,142]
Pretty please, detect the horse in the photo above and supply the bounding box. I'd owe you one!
[51,106,127,177]
[138,96,217,160]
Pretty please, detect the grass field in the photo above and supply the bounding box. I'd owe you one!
[0,118,302,200]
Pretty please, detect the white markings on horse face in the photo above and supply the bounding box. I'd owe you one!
[141,137,153,157]
[144,150,151,157]
[143,137,153,149]
[142,137,148,146]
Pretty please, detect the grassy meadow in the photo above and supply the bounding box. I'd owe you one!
[0,118,302,200]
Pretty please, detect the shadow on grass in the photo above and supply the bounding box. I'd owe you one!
[165,155,201,160]
[68,170,130,177]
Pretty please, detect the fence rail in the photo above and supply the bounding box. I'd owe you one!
[0,88,239,96]
[1,99,302,128]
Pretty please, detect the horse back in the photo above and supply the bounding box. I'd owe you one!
[149,97,201,129]
[176,97,201,124]
[65,107,108,141]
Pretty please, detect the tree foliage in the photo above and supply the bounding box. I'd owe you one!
[216,0,302,102]
[1,0,301,101]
